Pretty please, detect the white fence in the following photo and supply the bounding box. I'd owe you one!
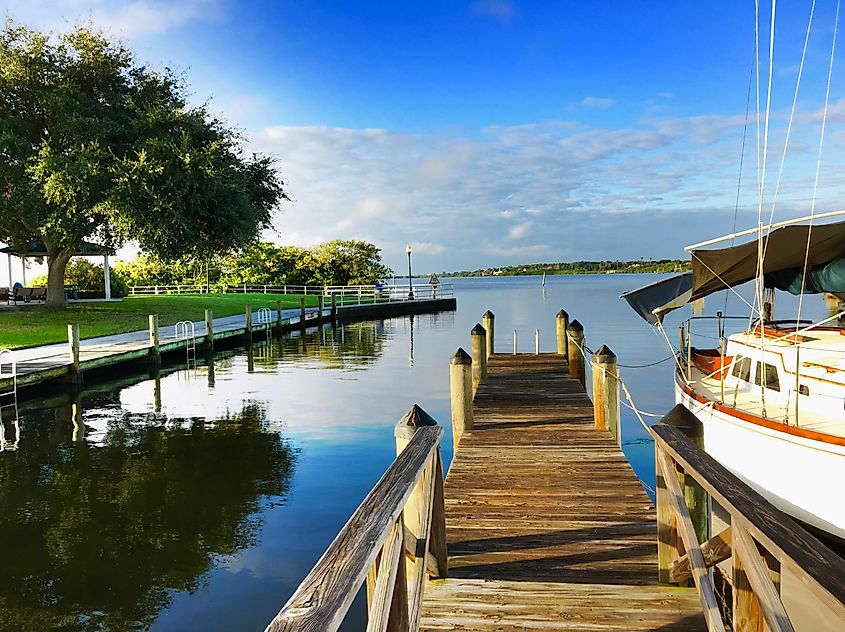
[128,283,454,302]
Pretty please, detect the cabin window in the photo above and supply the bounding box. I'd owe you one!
[732,356,751,382]
[753,361,780,392]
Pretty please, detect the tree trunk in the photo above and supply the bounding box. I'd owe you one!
[46,251,73,310]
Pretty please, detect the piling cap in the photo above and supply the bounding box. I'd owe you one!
[659,404,703,438]
[395,404,439,439]
[451,348,472,365]
[483,310,495,319]
[593,344,616,363]
[470,323,486,336]
[556,309,569,319]
[567,319,584,333]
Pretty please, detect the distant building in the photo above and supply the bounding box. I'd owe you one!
[481,268,494,276]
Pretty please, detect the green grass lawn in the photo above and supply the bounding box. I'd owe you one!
[0,293,319,350]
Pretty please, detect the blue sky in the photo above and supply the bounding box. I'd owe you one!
[6,0,845,274]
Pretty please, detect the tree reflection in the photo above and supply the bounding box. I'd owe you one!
[0,402,297,630]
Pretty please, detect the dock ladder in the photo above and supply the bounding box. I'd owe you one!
[174,321,197,369]
[256,307,273,342]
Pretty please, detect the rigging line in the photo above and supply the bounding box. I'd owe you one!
[797,0,840,329]
[762,0,816,260]
[725,44,758,316]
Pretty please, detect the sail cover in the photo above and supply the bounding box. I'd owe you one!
[690,221,845,300]
[622,220,845,324]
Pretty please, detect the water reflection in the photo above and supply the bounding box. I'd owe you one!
[0,399,297,630]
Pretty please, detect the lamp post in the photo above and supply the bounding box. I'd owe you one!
[406,245,414,299]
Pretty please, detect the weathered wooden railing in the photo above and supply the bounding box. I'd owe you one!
[654,404,845,631]
[264,405,447,632]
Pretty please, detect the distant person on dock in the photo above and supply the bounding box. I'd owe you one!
[428,274,439,299]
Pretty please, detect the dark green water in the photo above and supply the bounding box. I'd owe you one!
[0,275,831,630]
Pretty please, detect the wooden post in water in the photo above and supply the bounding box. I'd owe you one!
[591,345,620,445]
[148,315,160,367]
[244,304,252,341]
[567,320,585,386]
[275,301,284,333]
[204,309,214,349]
[482,310,495,358]
[299,297,307,329]
[556,309,569,360]
[450,348,473,448]
[318,295,324,326]
[330,294,338,327]
[470,323,487,392]
[67,324,81,381]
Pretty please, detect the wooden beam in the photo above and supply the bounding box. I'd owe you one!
[402,523,439,578]
[733,527,794,632]
[670,526,732,583]
[657,450,726,632]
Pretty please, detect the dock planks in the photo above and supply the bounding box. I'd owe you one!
[419,353,705,631]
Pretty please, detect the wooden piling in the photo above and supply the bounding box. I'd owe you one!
[245,304,252,340]
[470,323,487,392]
[276,301,284,333]
[592,344,620,445]
[556,309,569,359]
[394,405,443,586]
[67,324,80,376]
[318,295,324,326]
[450,348,473,448]
[662,408,708,546]
[331,294,338,326]
[204,309,214,349]
[148,315,160,366]
[482,310,495,358]
[300,297,307,329]
[567,319,585,386]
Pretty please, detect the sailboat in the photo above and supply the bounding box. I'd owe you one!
[622,216,845,541]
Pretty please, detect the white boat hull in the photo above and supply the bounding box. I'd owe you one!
[674,377,845,541]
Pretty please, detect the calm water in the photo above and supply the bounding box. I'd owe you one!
[0,275,833,630]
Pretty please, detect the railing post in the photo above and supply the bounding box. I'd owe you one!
[656,443,676,584]
[470,323,487,393]
[482,310,495,358]
[450,348,473,448]
[300,297,307,330]
[394,405,439,585]
[592,345,620,446]
[663,410,708,546]
[148,314,160,367]
[204,309,214,349]
[331,294,337,327]
[567,320,585,386]
[67,324,81,381]
[556,309,569,360]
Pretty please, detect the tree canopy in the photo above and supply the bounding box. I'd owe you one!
[114,239,392,288]
[0,20,286,307]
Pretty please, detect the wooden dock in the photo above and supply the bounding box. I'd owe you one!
[419,353,705,631]
[266,313,845,632]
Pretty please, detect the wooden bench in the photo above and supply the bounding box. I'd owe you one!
[11,287,47,304]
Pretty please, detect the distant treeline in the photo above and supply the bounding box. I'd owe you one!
[443,259,690,277]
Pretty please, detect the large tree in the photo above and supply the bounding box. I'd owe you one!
[0,21,286,308]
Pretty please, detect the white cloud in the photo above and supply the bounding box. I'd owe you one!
[6,0,222,39]
[508,221,532,240]
[581,96,616,109]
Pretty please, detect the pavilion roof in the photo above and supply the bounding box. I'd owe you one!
[0,240,114,257]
